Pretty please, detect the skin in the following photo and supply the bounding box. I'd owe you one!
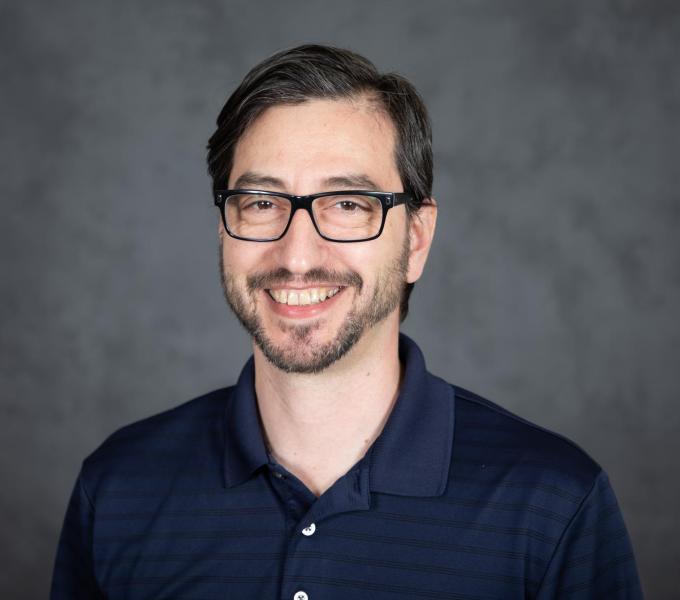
[219,96,437,496]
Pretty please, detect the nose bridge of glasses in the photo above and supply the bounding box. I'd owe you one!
[289,194,315,210]
[286,195,318,228]
[286,194,320,235]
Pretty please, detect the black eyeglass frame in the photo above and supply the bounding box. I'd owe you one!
[214,189,412,243]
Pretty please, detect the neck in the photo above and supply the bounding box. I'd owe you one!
[253,320,402,497]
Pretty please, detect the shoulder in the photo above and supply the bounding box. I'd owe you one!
[89,387,234,454]
[441,385,641,595]
[450,384,602,496]
[79,387,235,496]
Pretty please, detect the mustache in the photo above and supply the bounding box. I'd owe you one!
[247,267,363,293]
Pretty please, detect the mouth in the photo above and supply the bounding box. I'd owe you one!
[267,286,343,307]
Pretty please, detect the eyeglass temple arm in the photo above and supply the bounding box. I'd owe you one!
[390,192,412,207]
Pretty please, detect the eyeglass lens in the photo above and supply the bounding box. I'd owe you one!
[224,193,384,241]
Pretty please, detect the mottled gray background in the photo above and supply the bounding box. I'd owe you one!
[1,0,678,598]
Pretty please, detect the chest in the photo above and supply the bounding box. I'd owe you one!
[91,473,556,600]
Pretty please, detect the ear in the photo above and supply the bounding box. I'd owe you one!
[406,199,437,284]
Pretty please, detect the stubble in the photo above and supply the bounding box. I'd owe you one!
[219,235,410,374]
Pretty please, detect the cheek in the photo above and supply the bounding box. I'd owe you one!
[221,244,237,272]
[221,239,258,274]
[339,248,381,292]
[350,218,407,272]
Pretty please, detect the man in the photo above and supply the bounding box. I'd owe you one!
[51,45,642,599]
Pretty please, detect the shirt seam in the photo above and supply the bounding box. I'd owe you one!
[77,464,106,597]
[78,464,97,516]
[533,468,604,598]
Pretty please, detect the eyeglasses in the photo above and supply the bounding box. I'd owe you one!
[214,189,411,242]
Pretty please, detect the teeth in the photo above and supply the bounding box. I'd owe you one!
[268,287,340,306]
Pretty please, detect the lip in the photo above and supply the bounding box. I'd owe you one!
[264,287,346,319]
[267,284,341,291]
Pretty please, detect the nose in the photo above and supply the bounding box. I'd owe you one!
[274,207,327,272]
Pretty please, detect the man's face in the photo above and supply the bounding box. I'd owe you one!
[219,97,412,373]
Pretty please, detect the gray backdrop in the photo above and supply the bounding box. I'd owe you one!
[2,1,678,598]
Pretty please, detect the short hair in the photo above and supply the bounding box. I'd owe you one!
[207,44,433,321]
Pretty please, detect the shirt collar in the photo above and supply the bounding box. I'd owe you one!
[368,333,455,496]
[222,333,455,497]
[222,356,269,488]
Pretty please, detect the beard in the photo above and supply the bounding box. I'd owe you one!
[219,235,410,374]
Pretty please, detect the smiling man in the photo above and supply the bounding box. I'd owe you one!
[51,46,642,599]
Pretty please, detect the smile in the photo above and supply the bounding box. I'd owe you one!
[267,287,342,306]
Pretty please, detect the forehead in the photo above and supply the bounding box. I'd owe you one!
[229,97,400,190]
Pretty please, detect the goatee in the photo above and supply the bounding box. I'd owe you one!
[219,236,409,374]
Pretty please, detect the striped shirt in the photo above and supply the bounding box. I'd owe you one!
[51,334,642,599]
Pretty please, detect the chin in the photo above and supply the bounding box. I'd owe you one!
[255,315,365,375]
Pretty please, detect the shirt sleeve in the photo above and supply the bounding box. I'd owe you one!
[50,473,105,599]
[535,470,643,599]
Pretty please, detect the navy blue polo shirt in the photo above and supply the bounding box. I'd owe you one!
[51,334,642,599]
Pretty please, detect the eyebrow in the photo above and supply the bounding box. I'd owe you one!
[323,174,381,190]
[232,172,285,189]
[231,171,382,192]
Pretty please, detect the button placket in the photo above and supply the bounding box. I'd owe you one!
[283,465,369,600]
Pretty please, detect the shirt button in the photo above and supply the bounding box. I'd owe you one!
[301,523,316,536]
[294,591,309,600]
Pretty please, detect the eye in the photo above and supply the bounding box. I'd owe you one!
[339,200,359,211]
[333,198,371,212]
[242,199,275,210]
